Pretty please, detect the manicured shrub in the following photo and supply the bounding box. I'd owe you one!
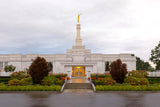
[29,57,50,84]
[128,70,148,78]
[147,77,160,84]
[88,77,104,80]
[0,82,6,86]
[114,83,131,86]
[8,79,20,86]
[4,65,16,72]
[124,76,138,85]
[124,76,149,86]
[20,77,33,86]
[49,73,67,78]
[104,72,111,77]
[138,78,149,86]
[55,80,64,86]
[41,76,58,86]
[110,59,128,83]
[0,76,11,84]
[103,77,116,85]
[0,85,61,91]
[94,79,104,85]
[91,73,111,78]
[10,71,28,80]
[95,85,160,91]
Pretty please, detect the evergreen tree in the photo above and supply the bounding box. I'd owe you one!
[48,62,53,72]
[136,57,154,71]
[150,41,160,70]
[4,65,16,72]
[105,61,110,71]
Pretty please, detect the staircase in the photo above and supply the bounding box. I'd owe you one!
[64,83,93,89]
[62,78,94,93]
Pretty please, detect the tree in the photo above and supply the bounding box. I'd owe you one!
[29,57,50,84]
[150,41,160,70]
[4,65,16,72]
[110,59,127,83]
[136,57,154,71]
[105,61,110,71]
[48,62,53,72]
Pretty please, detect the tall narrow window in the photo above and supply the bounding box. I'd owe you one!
[0,62,3,72]
[4,62,8,66]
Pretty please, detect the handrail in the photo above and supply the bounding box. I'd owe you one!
[89,75,96,92]
[61,76,68,92]
[91,82,96,92]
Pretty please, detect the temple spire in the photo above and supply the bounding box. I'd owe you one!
[75,14,82,46]
[75,24,82,46]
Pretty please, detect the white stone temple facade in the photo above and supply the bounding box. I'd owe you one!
[0,23,136,77]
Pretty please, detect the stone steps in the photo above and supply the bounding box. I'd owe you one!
[64,83,93,89]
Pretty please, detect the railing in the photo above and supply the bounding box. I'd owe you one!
[88,73,96,92]
[60,76,68,92]
[91,82,96,92]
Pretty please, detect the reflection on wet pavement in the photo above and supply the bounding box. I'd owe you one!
[0,92,160,107]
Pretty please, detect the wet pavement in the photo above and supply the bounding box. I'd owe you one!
[63,89,93,93]
[1,91,160,107]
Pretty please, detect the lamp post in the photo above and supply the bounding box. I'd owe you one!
[67,71,71,78]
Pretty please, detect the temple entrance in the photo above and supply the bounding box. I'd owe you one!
[72,66,85,77]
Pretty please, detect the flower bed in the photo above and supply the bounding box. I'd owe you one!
[60,77,70,80]
[0,85,61,91]
[96,85,160,91]
[88,77,103,80]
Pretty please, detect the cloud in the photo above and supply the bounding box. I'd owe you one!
[0,0,159,62]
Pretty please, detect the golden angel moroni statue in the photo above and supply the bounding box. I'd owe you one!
[77,14,82,23]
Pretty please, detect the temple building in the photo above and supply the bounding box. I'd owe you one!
[0,18,136,77]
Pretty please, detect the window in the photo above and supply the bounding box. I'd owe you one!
[4,62,8,66]
[0,62,3,71]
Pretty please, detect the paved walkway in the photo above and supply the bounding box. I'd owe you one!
[67,78,90,83]
[2,92,160,107]
[63,89,93,93]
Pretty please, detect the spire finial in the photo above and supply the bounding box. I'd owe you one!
[77,13,82,23]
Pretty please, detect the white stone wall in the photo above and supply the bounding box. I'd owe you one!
[0,52,136,76]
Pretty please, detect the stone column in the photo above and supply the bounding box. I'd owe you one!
[75,24,82,46]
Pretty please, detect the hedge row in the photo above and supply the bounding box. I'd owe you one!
[146,77,160,84]
[49,74,67,78]
[92,76,160,85]
[0,85,61,91]
[0,76,11,84]
[91,74,110,78]
[96,85,160,91]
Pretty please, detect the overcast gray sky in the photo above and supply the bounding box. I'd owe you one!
[0,0,160,62]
